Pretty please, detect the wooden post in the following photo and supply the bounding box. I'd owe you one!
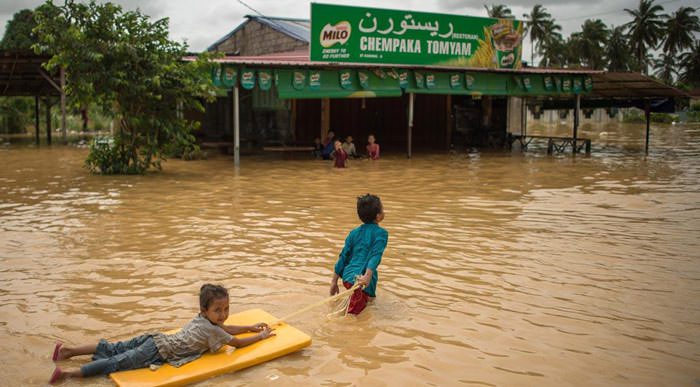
[573,94,580,153]
[45,98,52,145]
[290,99,297,140]
[644,100,651,154]
[521,97,527,137]
[408,92,414,158]
[446,95,453,149]
[34,96,40,146]
[321,98,330,141]
[233,86,240,168]
[60,67,67,140]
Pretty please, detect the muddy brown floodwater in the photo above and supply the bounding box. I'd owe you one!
[1,122,699,386]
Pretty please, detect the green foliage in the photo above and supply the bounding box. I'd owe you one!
[624,0,667,74]
[33,1,217,174]
[623,110,646,123]
[0,9,37,50]
[0,97,33,134]
[85,136,144,174]
[690,102,700,112]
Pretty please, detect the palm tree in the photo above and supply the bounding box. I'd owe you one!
[571,19,609,69]
[663,6,700,55]
[624,0,667,74]
[484,4,513,18]
[653,53,677,84]
[538,19,563,67]
[678,41,700,87]
[605,26,631,71]
[523,5,552,65]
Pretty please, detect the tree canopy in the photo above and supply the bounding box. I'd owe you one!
[33,0,216,174]
[0,9,37,50]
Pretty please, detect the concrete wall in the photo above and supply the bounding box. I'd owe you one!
[212,20,308,56]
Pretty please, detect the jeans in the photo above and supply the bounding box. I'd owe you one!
[81,334,164,376]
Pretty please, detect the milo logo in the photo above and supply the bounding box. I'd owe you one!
[320,21,351,48]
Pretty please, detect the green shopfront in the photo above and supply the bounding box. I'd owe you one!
[197,3,595,163]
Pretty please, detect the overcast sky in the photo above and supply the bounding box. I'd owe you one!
[2,0,699,60]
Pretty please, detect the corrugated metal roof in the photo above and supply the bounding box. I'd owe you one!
[186,49,603,75]
[207,15,310,52]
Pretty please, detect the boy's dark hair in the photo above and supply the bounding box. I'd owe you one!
[199,284,228,311]
[357,194,383,224]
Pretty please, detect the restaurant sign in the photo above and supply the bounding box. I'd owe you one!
[310,3,524,69]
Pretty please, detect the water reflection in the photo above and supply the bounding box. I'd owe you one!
[0,123,699,385]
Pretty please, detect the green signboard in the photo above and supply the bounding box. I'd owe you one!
[309,71,321,90]
[310,3,524,68]
[241,69,255,90]
[258,70,272,91]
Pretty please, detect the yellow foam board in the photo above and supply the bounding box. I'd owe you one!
[110,309,311,387]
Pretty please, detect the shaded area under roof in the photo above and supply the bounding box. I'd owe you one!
[207,15,310,52]
[0,50,60,96]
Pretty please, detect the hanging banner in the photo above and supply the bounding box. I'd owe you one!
[425,73,436,88]
[292,71,306,90]
[522,76,532,91]
[240,69,255,90]
[573,78,582,93]
[258,70,272,91]
[399,71,409,89]
[211,65,223,87]
[339,70,353,89]
[584,76,593,91]
[465,74,475,89]
[358,71,370,89]
[543,76,553,90]
[221,65,237,87]
[562,78,571,92]
[310,3,524,69]
[449,73,461,89]
[309,71,321,90]
[415,72,425,88]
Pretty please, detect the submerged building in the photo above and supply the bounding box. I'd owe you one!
[191,6,687,159]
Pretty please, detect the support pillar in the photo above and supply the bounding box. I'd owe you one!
[320,98,330,141]
[34,96,40,146]
[644,100,651,154]
[233,86,240,168]
[573,94,580,153]
[45,98,52,145]
[521,97,527,137]
[407,92,414,158]
[446,95,453,149]
[60,67,67,140]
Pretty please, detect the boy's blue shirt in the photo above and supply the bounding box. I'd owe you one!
[334,223,388,297]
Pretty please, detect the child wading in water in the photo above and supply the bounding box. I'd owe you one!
[330,194,388,314]
[366,134,380,160]
[331,140,348,168]
[49,284,274,384]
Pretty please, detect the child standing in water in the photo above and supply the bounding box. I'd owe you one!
[331,140,348,168]
[366,134,380,160]
[49,284,274,384]
[330,194,388,314]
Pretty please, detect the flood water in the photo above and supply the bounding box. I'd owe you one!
[1,122,699,386]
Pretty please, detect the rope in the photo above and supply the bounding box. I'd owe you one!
[269,282,362,326]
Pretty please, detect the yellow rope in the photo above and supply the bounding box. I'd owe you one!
[270,282,362,326]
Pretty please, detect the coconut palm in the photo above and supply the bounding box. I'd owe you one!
[653,53,677,85]
[624,0,667,74]
[523,5,552,65]
[570,19,609,69]
[678,41,700,87]
[662,6,700,55]
[538,19,564,67]
[605,26,631,71]
[484,4,513,19]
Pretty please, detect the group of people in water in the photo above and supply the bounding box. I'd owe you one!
[313,131,381,168]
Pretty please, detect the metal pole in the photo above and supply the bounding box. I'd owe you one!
[60,67,67,140]
[408,92,414,158]
[573,94,580,153]
[233,86,240,168]
[521,97,527,137]
[645,101,651,154]
[34,96,40,146]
